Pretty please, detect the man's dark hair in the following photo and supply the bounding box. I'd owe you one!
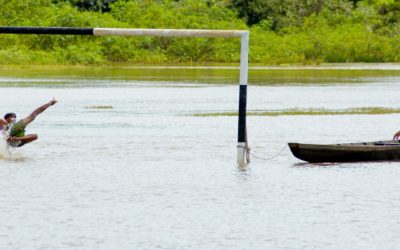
[4,113,16,120]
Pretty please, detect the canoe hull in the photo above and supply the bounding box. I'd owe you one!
[288,140,400,163]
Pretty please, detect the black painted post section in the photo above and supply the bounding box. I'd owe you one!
[0,27,94,35]
[238,85,247,144]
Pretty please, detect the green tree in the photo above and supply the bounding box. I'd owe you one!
[52,0,121,12]
[229,0,353,29]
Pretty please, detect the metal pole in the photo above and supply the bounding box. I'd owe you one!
[93,28,243,38]
[0,26,94,35]
[238,31,249,166]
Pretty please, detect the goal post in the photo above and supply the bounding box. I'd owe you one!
[0,26,250,166]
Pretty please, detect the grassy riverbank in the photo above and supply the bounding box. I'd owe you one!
[1,1,400,65]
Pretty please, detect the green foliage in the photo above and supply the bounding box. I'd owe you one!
[52,0,120,12]
[1,0,400,65]
[228,0,353,29]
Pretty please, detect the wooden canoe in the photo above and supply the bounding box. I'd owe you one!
[288,140,400,163]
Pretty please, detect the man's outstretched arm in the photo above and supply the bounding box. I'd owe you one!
[22,98,57,125]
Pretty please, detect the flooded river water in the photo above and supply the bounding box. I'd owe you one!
[1,65,400,249]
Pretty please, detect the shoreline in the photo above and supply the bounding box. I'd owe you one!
[2,63,400,71]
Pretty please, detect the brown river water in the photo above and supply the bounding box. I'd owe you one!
[0,65,400,249]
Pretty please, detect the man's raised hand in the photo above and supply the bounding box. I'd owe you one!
[50,98,57,106]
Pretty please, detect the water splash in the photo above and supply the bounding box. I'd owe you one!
[0,136,25,161]
[0,136,11,159]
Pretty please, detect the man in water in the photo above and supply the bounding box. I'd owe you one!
[3,98,57,147]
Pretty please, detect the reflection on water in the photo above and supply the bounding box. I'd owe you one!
[1,65,400,249]
[2,64,400,86]
[291,162,368,168]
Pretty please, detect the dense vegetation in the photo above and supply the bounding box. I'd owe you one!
[0,0,400,65]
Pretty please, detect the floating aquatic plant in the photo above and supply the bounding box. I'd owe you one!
[193,107,400,117]
[84,105,114,109]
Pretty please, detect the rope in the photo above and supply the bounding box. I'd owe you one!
[244,124,287,162]
[249,144,288,161]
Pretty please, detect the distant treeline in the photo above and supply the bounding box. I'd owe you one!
[0,0,399,65]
